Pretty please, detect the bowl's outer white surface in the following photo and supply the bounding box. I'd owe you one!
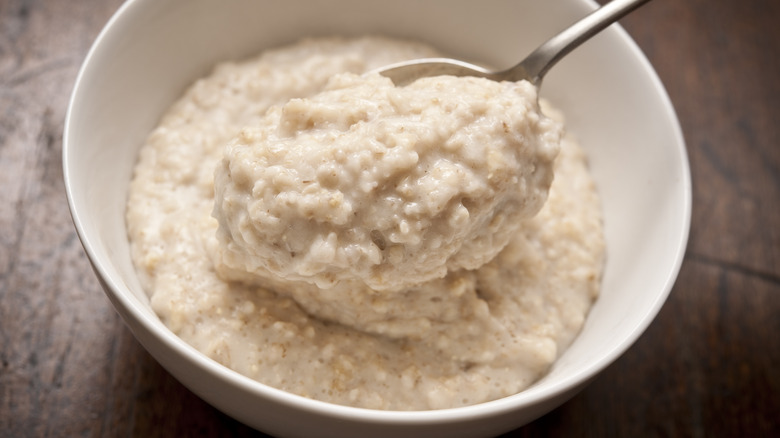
[64,0,690,436]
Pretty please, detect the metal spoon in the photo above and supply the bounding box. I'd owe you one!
[375,0,651,86]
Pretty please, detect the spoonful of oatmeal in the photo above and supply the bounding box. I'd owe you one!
[374,0,651,86]
[212,0,651,293]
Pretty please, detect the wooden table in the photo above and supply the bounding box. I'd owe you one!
[1,0,778,436]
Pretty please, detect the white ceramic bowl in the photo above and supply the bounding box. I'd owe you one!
[63,0,690,436]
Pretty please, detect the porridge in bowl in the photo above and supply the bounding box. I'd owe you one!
[126,36,605,410]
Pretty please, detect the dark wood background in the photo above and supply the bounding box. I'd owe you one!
[1,0,778,436]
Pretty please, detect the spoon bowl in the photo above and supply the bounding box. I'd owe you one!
[375,0,652,86]
[64,0,689,436]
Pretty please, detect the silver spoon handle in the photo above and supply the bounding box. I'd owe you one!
[509,0,652,83]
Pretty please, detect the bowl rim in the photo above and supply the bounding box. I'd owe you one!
[63,0,691,426]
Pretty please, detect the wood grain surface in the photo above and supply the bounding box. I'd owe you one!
[1,0,778,436]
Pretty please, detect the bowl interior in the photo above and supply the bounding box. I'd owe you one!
[64,0,689,436]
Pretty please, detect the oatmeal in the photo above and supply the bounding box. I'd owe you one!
[213,72,560,291]
[126,36,605,410]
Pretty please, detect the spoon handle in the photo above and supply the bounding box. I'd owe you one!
[511,0,652,84]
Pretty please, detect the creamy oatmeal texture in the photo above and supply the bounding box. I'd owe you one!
[127,36,605,410]
[214,73,560,291]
